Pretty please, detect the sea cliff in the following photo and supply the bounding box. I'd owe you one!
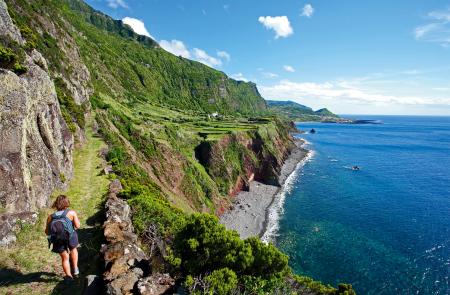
[220,139,309,239]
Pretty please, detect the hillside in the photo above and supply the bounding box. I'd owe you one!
[267,100,343,122]
[0,0,354,294]
[314,108,338,117]
[55,0,267,116]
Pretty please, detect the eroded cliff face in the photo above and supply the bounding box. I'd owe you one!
[194,123,295,214]
[0,0,74,244]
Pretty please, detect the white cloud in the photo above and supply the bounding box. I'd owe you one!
[158,41,230,68]
[231,73,248,82]
[107,0,128,9]
[159,40,191,58]
[263,72,279,78]
[283,65,296,72]
[258,16,293,39]
[193,48,222,67]
[429,10,450,22]
[217,51,231,62]
[259,80,447,107]
[402,69,421,75]
[122,17,153,38]
[414,9,450,46]
[433,87,450,91]
[301,4,314,18]
[414,23,441,38]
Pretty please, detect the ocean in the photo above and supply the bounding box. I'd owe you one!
[272,116,450,294]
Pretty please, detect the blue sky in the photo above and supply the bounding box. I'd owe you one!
[86,0,450,115]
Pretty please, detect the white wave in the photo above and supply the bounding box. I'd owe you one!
[261,148,314,243]
[302,139,312,146]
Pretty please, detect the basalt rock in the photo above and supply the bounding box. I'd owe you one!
[0,212,37,246]
[102,181,149,294]
[0,0,74,246]
[137,273,176,295]
[102,180,176,294]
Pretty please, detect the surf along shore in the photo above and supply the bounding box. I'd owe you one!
[220,137,311,241]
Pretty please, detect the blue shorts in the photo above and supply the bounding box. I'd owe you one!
[52,231,79,253]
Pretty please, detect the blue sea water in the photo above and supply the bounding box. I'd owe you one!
[275,116,450,294]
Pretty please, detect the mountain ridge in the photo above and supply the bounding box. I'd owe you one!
[267,99,342,122]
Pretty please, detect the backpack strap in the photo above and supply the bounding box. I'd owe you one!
[61,208,70,218]
[51,208,69,219]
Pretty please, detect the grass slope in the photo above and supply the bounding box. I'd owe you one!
[0,123,110,295]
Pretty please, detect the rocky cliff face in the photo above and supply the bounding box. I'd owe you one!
[0,0,74,244]
[194,122,295,214]
[101,180,175,295]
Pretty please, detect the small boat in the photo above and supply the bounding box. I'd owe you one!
[310,128,316,134]
[352,166,360,171]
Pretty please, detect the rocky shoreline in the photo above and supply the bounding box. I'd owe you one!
[220,139,309,239]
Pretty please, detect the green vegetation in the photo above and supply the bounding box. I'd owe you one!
[54,77,88,132]
[20,25,38,51]
[0,45,18,68]
[267,100,340,122]
[0,124,110,294]
[10,0,267,116]
[173,214,288,277]
[0,43,27,75]
[315,108,338,117]
[177,215,287,294]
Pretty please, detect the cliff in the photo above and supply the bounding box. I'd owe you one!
[0,0,74,244]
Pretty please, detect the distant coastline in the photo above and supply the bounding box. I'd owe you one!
[220,138,311,241]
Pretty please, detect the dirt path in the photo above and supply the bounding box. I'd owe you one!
[0,126,110,295]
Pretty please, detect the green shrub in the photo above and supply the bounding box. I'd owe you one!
[12,63,27,75]
[0,45,28,75]
[173,214,253,276]
[54,77,86,130]
[292,275,338,294]
[336,283,357,295]
[59,173,66,183]
[128,192,184,235]
[244,237,289,278]
[90,95,110,109]
[205,268,238,295]
[20,25,37,51]
[106,146,127,165]
[241,275,290,294]
[0,45,19,69]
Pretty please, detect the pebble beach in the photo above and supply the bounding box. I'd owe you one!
[220,139,309,239]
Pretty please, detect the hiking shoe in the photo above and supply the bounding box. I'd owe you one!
[73,268,80,276]
[63,276,74,284]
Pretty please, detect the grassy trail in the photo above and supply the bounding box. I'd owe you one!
[0,126,110,294]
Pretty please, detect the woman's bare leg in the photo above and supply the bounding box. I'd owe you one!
[59,251,72,277]
[70,247,79,272]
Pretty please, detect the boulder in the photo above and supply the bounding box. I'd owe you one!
[0,212,37,246]
[137,273,176,295]
[106,268,143,295]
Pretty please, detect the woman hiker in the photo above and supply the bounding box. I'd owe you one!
[45,195,81,281]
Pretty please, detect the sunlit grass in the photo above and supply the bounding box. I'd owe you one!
[0,123,109,294]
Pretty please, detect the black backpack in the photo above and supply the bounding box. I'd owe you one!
[47,209,75,249]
